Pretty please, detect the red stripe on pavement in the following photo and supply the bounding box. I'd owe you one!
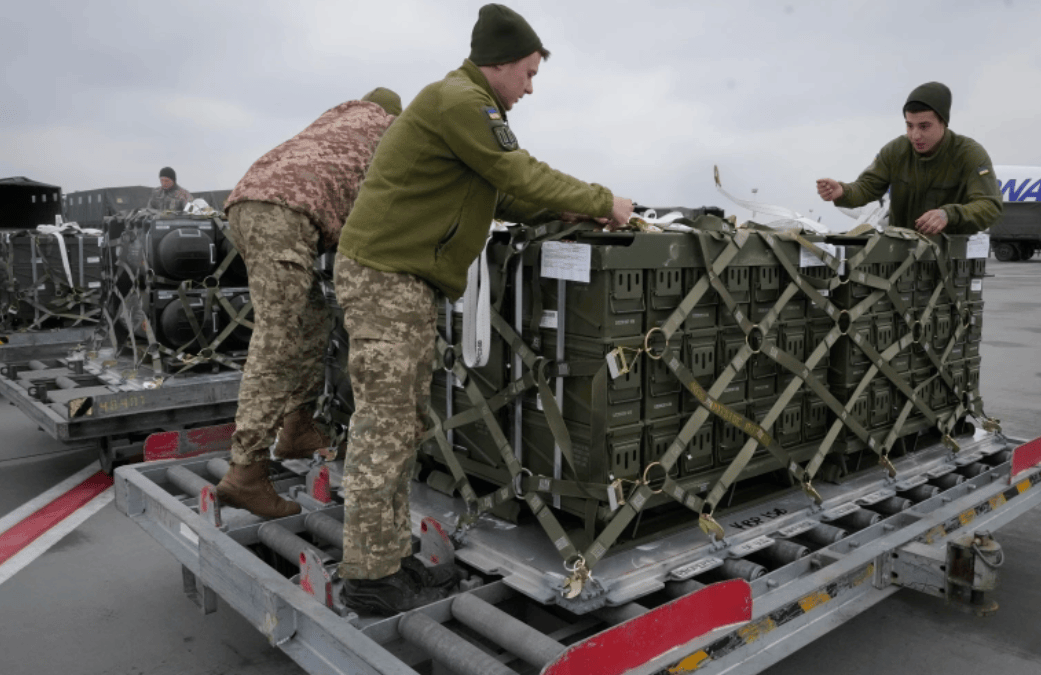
[0,471,114,565]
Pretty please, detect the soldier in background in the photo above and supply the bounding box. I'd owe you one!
[215,88,402,518]
[817,82,1001,234]
[334,3,634,614]
[146,166,193,211]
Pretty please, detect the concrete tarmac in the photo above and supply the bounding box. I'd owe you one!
[0,259,1038,675]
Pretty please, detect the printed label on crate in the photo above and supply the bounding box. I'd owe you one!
[971,279,983,292]
[539,309,558,329]
[87,256,100,264]
[541,241,591,282]
[966,233,990,259]
[669,556,724,580]
[800,243,839,268]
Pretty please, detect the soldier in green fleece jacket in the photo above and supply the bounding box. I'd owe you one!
[817,82,1002,235]
[334,4,634,615]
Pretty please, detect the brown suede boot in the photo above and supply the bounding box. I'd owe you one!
[216,459,301,518]
[274,408,333,460]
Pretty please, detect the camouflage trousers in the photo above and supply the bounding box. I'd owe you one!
[228,202,332,465]
[334,254,436,580]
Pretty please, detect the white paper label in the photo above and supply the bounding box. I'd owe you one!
[539,309,558,329]
[87,256,101,264]
[971,279,982,292]
[88,281,101,288]
[541,241,591,282]
[800,242,838,268]
[966,233,990,259]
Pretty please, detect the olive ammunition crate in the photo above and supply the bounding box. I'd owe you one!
[421,221,996,584]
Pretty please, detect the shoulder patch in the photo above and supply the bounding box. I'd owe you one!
[483,106,518,151]
[484,106,501,120]
[978,166,991,176]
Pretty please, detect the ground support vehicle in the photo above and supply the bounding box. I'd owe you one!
[992,165,1041,261]
[115,428,1041,675]
[0,345,239,472]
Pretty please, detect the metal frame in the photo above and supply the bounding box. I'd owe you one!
[115,431,1041,675]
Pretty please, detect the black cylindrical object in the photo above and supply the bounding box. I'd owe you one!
[304,511,344,550]
[797,523,848,548]
[931,473,964,490]
[959,462,989,478]
[720,558,766,581]
[873,496,913,515]
[399,611,519,675]
[451,594,565,669]
[835,509,882,531]
[903,484,941,502]
[752,539,810,568]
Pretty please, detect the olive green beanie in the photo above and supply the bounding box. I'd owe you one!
[469,4,545,66]
[361,87,403,116]
[904,82,952,125]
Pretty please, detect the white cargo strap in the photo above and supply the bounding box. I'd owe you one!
[36,219,103,289]
[462,245,491,368]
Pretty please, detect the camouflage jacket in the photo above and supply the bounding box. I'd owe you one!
[225,101,395,251]
[146,185,193,212]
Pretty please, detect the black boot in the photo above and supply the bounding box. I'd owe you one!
[340,557,461,616]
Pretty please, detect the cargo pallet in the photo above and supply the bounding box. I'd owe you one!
[115,430,1041,675]
[0,340,240,472]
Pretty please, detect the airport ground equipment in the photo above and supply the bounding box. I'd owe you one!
[114,431,1041,675]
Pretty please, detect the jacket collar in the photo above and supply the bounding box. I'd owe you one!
[914,128,953,164]
[461,59,508,121]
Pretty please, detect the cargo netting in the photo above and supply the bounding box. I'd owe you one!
[0,228,105,331]
[96,208,254,377]
[412,215,998,596]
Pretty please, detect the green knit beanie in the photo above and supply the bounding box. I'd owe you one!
[904,82,952,125]
[469,4,544,66]
[361,87,403,116]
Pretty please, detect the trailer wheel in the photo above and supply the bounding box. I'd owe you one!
[993,243,1019,262]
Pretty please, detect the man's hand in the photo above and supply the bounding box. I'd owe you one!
[915,209,948,235]
[607,196,634,232]
[816,178,844,202]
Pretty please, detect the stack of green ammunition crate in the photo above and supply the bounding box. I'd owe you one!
[422,217,989,550]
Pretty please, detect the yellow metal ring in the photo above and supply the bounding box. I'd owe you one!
[643,327,666,360]
[641,462,667,494]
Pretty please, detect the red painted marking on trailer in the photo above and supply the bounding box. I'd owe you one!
[145,423,236,461]
[312,466,332,503]
[1011,437,1041,482]
[542,580,752,675]
[0,471,113,565]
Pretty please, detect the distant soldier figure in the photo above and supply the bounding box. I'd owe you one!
[817,82,1002,234]
[215,88,402,519]
[146,166,193,212]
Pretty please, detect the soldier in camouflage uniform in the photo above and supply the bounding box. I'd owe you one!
[334,4,634,614]
[146,167,193,211]
[216,88,402,519]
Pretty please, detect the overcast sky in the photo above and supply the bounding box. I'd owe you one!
[3,0,1038,229]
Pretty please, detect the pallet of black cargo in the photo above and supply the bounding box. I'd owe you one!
[101,210,252,372]
[419,217,999,586]
[0,229,105,330]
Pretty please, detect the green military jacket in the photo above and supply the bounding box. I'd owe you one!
[338,59,614,300]
[835,129,1002,234]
